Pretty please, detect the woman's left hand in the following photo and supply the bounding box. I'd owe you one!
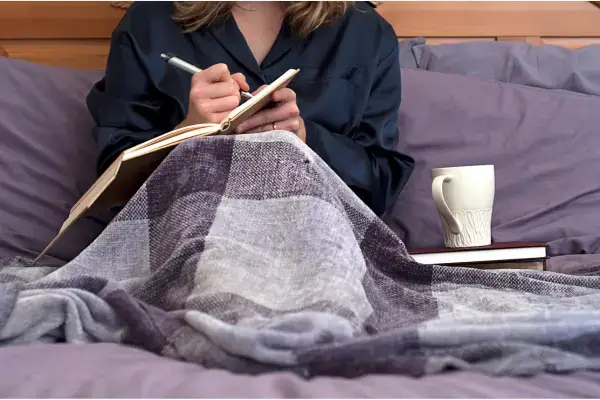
[234,87,306,142]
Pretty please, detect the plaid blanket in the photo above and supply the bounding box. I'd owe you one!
[1,131,600,377]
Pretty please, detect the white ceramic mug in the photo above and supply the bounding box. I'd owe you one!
[431,165,495,248]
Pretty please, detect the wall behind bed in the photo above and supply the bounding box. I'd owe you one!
[1,1,600,70]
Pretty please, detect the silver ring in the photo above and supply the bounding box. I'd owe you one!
[272,123,277,130]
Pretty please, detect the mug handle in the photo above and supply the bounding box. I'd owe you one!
[431,175,462,234]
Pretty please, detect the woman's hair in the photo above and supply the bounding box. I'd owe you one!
[172,2,352,36]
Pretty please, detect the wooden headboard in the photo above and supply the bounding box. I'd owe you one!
[380,1,600,48]
[1,1,600,70]
[0,1,125,69]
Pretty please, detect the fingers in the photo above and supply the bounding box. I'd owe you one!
[232,72,250,92]
[191,80,240,100]
[184,64,250,126]
[252,85,269,96]
[194,63,231,83]
[191,65,247,95]
[271,88,296,103]
[201,95,240,113]
[236,101,300,133]
[244,117,301,134]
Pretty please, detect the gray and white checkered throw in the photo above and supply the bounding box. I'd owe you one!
[2,131,600,378]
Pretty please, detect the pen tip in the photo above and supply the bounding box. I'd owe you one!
[160,53,171,61]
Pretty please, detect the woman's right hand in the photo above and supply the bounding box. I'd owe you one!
[178,63,249,127]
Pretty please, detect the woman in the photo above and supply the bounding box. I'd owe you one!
[87,1,414,216]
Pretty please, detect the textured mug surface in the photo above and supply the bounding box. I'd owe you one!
[431,165,495,248]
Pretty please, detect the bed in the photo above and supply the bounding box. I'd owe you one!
[1,1,600,397]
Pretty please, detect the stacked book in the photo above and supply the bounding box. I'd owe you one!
[409,242,548,270]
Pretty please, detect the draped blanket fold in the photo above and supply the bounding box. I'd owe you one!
[2,131,600,377]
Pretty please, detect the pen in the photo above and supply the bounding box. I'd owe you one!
[161,53,253,100]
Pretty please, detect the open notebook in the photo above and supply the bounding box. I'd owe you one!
[34,68,300,262]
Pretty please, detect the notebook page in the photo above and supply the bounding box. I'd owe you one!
[221,69,300,127]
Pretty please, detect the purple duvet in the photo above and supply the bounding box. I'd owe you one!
[1,342,599,398]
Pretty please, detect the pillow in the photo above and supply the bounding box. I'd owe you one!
[384,68,600,256]
[404,40,600,97]
[0,58,106,266]
[398,37,425,69]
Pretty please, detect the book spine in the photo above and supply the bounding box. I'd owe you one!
[220,118,232,133]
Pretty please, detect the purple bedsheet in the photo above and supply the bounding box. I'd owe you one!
[548,254,600,275]
[0,342,599,398]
